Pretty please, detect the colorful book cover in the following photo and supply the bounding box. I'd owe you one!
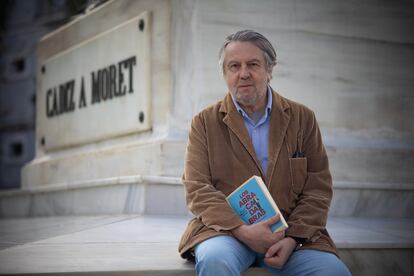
[226,175,288,232]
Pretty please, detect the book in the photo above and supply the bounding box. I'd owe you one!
[226,175,288,232]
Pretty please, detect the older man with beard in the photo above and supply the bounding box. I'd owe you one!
[178,30,351,276]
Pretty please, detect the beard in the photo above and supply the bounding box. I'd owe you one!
[233,85,266,107]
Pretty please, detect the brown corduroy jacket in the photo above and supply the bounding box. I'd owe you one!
[178,90,337,259]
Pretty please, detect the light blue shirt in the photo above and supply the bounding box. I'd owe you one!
[231,87,272,176]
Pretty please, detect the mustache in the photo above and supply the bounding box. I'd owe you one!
[237,82,254,87]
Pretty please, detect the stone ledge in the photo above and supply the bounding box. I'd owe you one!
[0,175,182,197]
[334,181,414,191]
[2,175,413,198]
[1,176,413,218]
[0,215,413,275]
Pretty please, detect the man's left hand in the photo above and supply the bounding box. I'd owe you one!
[263,237,297,269]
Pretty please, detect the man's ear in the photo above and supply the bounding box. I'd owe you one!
[267,70,273,81]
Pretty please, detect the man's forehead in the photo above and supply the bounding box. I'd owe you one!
[224,41,265,62]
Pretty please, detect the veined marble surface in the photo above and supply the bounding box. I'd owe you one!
[1,176,412,218]
[0,215,412,275]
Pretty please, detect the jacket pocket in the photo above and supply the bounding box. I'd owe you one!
[289,157,307,194]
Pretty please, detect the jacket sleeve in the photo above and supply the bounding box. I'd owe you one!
[285,110,333,242]
[183,112,245,232]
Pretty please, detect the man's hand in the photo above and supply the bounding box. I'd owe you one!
[231,215,285,253]
[263,237,297,268]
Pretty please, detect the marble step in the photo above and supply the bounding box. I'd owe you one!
[327,146,414,185]
[157,137,414,187]
[0,215,412,276]
[20,135,414,192]
[0,175,413,218]
[149,137,414,185]
[331,180,414,218]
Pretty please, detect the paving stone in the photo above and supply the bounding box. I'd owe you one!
[0,215,412,275]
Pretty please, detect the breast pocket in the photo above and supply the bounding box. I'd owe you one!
[289,157,307,194]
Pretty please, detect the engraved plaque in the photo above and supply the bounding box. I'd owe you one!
[38,12,151,150]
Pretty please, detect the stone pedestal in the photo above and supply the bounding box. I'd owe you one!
[3,0,412,218]
[23,0,185,188]
[1,1,412,274]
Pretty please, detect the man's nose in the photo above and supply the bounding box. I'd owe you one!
[240,64,250,79]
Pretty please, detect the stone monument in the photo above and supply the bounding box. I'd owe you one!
[1,0,413,219]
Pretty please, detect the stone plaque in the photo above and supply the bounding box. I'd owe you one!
[38,12,151,150]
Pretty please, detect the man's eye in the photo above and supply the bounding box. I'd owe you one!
[229,64,240,70]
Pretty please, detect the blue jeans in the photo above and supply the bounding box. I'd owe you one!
[195,235,351,276]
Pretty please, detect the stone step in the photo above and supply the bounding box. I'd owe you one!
[1,175,413,218]
[0,215,412,276]
[21,133,414,189]
[160,134,414,187]
[331,181,414,218]
[320,128,414,184]
[327,146,414,185]
[153,136,414,185]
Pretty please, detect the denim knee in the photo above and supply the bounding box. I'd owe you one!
[195,236,255,276]
[317,254,351,276]
[196,251,239,276]
[281,250,351,276]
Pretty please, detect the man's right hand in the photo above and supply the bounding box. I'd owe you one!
[231,215,285,253]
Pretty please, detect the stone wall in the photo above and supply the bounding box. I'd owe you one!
[170,0,414,189]
[1,0,412,218]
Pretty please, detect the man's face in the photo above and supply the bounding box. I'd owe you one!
[223,41,272,109]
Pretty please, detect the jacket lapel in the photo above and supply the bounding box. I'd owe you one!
[220,94,265,178]
[266,91,291,187]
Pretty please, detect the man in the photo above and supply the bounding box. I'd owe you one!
[178,30,351,276]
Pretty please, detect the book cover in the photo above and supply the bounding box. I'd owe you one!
[226,175,288,232]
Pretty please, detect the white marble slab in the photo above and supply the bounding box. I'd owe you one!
[172,0,414,135]
[0,242,193,274]
[330,217,414,242]
[196,0,414,44]
[0,215,412,275]
[339,249,413,276]
[328,147,414,184]
[2,175,413,218]
[0,215,134,250]
[39,13,151,150]
[328,218,413,248]
[31,216,189,244]
[331,188,414,218]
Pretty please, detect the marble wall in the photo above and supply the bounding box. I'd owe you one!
[15,0,414,219]
[339,249,413,276]
[169,0,414,209]
[22,0,174,188]
[171,0,414,133]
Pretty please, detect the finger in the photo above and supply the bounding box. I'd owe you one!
[273,230,285,237]
[262,214,280,226]
[265,241,281,258]
[264,256,283,269]
[268,230,285,243]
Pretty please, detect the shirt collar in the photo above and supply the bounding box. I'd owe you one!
[231,86,273,119]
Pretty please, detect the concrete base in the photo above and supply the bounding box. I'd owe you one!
[1,175,413,218]
[0,215,412,276]
[0,175,189,217]
[21,138,187,189]
[331,181,414,218]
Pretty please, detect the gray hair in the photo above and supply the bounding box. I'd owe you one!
[218,30,277,74]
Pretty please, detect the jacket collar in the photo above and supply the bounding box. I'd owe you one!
[266,91,291,187]
[219,89,291,186]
